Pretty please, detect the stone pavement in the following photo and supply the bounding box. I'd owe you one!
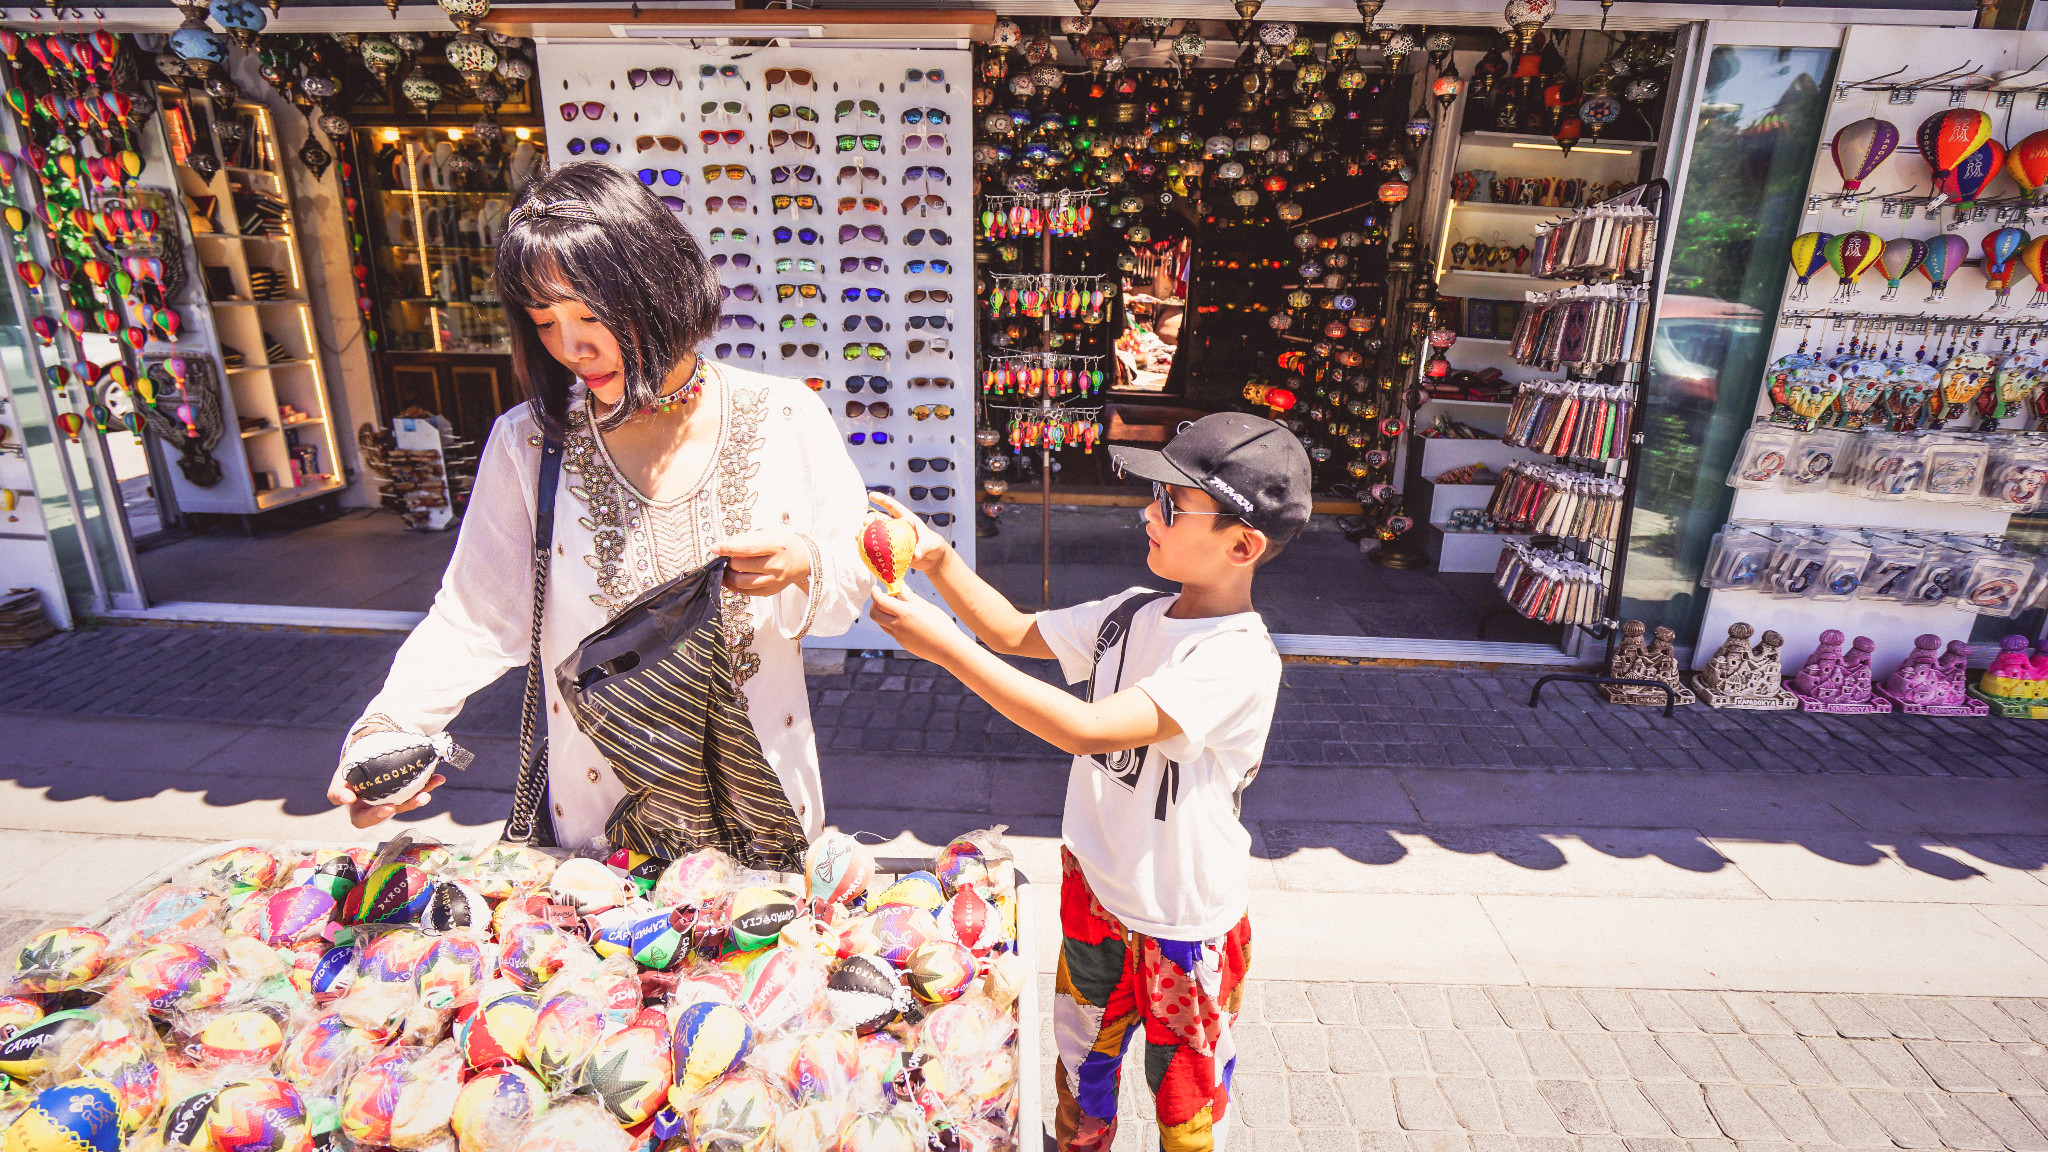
[5,623,2048,776]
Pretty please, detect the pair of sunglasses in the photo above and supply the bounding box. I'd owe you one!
[907,338,949,354]
[845,342,889,360]
[783,342,824,359]
[838,165,882,185]
[920,512,956,527]
[769,130,817,151]
[841,256,886,273]
[837,134,883,152]
[908,456,954,472]
[700,100,744,117]
[901,194,946,213]
[903,134,948,151]
[773,194,820,212]
[700,130,745,146]
[843,287,888,303]
[910,405,955,421]
[636,134,684,152]
[780,312,820,329]
[770,104,818,122]
[777,283,821,300]
[772,165,818,184]
[699,64,739,79]
[871,485,897,496]
[659,195,687,212]
[719,284,761,301]
[716,314,759,330]
[839,196,885,214]
[715,342,757,358]
[904,68,945,83]
[628,67,675,88]
[566,138,612,155]
[835,99,882,120]
[766,67,813,87]
[775,257,821,274]
[909,376,954,387]
[849,431,891,444]
[906,289,951,303]
[905,259,951,273]
[905,228,950,246]
[710,253,754,269]
[638,168,685,187]
[803,377,828,391]
[846,375,890,393]
[904,165,949,183]
[906,315,949,330]
[843,315,885,332]
[845,400,892,418]
[840,224,886,243]
[703,164,750,182]
[708,227,751,243]
[911,486,953,500]
[560,101,605,120]
[706,195,749,212]
[902,108,950,124]
[773,226,822,244]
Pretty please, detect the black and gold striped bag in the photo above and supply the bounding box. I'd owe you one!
[555,557,807,871]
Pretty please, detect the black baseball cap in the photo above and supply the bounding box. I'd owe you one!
[1110,412,1313,543]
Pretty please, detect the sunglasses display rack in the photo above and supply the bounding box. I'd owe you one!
[1485,181,1670,691]
[535,43,974,639]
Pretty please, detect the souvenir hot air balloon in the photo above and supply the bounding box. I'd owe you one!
[1878,237,1926,301]
[1832,117,1899,202]
[1788,232,1832,301]
[2019,234,2048,307]
[1937,138,2004,211]
[1920,233,1970,300]
[1825,231,1884,302]
[1918,109,1994,206]
[44,365,69,397]
[1984,226,2030,307]
[2011,130,2048,204]
[15,260,43,295]
[55,412,83,442]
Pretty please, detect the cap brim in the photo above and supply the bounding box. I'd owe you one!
[1109,444,1203,488]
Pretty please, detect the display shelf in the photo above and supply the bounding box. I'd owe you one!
[1432,527,1536,572]
[1450,200,1576,218]
[1459,130,1656,151]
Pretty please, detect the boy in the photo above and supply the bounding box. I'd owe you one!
[866,412,1311,1152]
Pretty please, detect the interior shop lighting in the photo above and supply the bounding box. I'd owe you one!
[515,128,532,141]
[446,128,464,141]
[380,128,401,143]
[1510,142,1635,156]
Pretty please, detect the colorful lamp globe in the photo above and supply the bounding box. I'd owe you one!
[495,54,534,83]
[359,38,401,84]
[400,75,444,115]
[1433,72,1464,110]
[438,0,491,30]
[207,0,265,50]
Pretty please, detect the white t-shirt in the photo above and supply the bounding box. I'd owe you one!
[1036,587,1282,942]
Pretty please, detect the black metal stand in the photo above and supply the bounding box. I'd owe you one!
[1528,673,1676,719]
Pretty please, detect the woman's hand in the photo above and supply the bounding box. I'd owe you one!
[714,531,813,597]
[867,584,970,665]
[328,720,444,830]
[868,491,952,573]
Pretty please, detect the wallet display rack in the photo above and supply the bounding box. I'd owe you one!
[1493,180,1671,686]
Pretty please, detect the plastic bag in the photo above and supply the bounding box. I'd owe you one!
[515,1097,632,1152]
[1961,553,2035,616]
[340,1040,462,1150]
[451,1065,549,1152]
[1782,429,1851,493]
[1726,424,1799,489]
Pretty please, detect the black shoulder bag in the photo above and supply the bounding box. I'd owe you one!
[502,436,562,846]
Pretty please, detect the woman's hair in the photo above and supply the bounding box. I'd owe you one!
[496,161,720,436]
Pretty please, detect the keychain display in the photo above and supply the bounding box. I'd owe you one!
[1984,437,2048,511]
[1704,520,2042,617]
[1726,423,1800,489]
[1484,461,1624,543]
[1003,406,1101,453]
[1507,282,1649,370]
[983,273,1112,320]
[1528,201,1656,280]
[1500,378,1635,459]
[977,190,1095,239]
[1493,542,1608,627]
[1961,552,2036,616]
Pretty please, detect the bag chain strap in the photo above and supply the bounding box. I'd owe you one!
[504,437,561,844]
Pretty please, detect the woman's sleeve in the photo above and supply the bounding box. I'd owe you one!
[350,415,541,739]
[771,387,874,640]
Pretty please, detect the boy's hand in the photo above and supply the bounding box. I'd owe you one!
[868,584,968,664]
[868,492,951,572]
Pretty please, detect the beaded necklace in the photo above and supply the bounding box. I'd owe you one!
[637,354,707,417]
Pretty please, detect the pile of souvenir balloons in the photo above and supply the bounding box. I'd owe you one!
[0,829,1028,1152]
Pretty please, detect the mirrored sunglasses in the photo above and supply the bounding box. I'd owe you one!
[838,196,885,214]
[776,283,822,300]
[910,405,954,421]
[848,431,891,444]
[844,342,889,361]
[834,99,882,121]
[779,312,822,329]
[708,227,751,243]
[905,259,951,273]
[773,194,820,212]
[775,257,821,274]
[842,286,888,303]
[902,108,949,125]
[703,164,751,182]
[770,104,819,123]
[836,134,883,153]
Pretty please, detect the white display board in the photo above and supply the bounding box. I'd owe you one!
[534,42,974,650]
[1697,25,2048,676]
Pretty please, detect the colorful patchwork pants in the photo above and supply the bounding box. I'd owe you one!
[1053,848,1252,1152]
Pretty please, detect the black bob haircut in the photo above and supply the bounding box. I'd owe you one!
[496,161,721,437]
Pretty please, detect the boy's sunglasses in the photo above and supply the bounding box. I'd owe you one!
[775,257,821,274]
[770,104,819,122]
[1151,481,1230,528]
[840,224,886,243]
[846,375,890,393]
[773,226,822,244]
[565,138,612,155]
[842,315,885,332]
[836,134,883,153]
[844,342,889,360]
[834,99,882,121]
[905,259,950,273]
[771,165,818,184]
[905,228,949,246]
[700,130,745,146]
[718,284,760,301]
[843,287,888,303]
[902,108,949,125]
[636,135,685,152]
[709,253,754,269]
[703,164,751,182]
[638,168,685,187]
[560,101,605,120]
[769,130,818,151]
[838,165,882,185]
[706,195,749,212]
[848,431,891,444]
[628,67,674,88]
[776,283,822,300]
[700,100,744,117]
[714,342,757,358]
[907,457,953,472]
[766,68,813,88]
[841,257,886,273]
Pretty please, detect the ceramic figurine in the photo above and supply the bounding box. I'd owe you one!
[1788,629,1890,713]
[1693,622,1799,709]
[1968,634,2048,717]
[1876,633,1989,716]
[1599,620,1695,706]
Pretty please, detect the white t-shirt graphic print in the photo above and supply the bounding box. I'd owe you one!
[1037,588,1282,942]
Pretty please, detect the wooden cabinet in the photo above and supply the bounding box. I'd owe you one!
[375,352,519,448]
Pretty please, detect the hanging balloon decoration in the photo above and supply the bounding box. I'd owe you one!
[1877,237,1926,301]
[1829,117,1898,205]
[2007,130,2048,206]
[1823,231,1883,302]
[1788,231,1832,301]
[1982,226,2029,308]
[1919,233,1970,301]
[1917,109,1992,207]
[1934,137,2003,213]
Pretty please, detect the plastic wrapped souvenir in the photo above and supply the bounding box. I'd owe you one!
[190,1010,286,1067]
[583,1020,671,1124]
[344,862,433,925]
[939,889,1000,956]
[115,886,219,947]
[526,984,607,1090]
[71,1016,167,1134]
[280,1013,380,1090]
[865,905,939,965]
[514,1098,632,1152]
[334,928,432,1030]
[671,1001,753,1103]
[459,984,539,1072]
[687,1072,783,1152]
[803,833,874,909]
[466,845,558,902]
[498,923,585,992]
[870,873,944,914]
[451,1066,549,1152]
[653,850,737,909]
[548,859,629,914]
[341,1042,461,1149]
[8,928,111,993]
[772,1100,856,1152]
[825,954,911,1036]
[257,888,335,948]
[195,846,284,897]
[0,1009,93,1080]
[120,943,231,1016]
[1727,424,1798,489]
[904,940,977,1005]
[204,1076,309,1152]
[836,1109,925,1152]
[730,888,802,952]
[1,1077,124,1152]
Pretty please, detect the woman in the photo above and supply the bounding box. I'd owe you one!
[329,162,873,851]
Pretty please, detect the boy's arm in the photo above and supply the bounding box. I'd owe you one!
[868,586,1181,756]
[869,492,1054,659]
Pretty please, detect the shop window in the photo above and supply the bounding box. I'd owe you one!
[1621,45,1837,646]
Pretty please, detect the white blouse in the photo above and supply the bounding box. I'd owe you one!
[354,364,875,848]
